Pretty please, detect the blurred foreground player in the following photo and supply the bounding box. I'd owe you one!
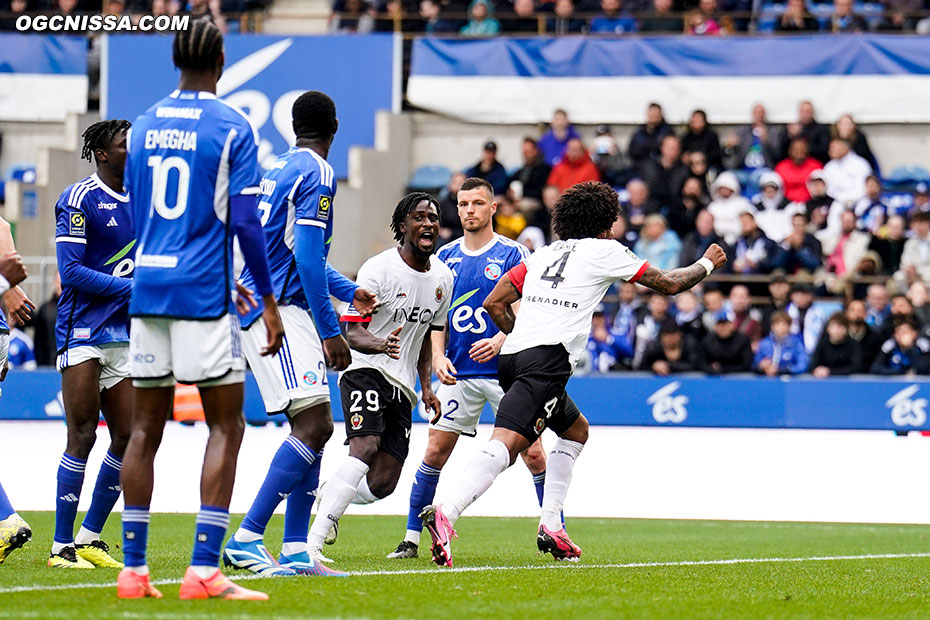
[0,251,30,564]
[305,193,452,565]
[117,19,284,600]
[224,91,374,578]
[49,120,133,569]
[422,181,726,566]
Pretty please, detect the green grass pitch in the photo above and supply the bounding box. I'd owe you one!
[2,512,930,618]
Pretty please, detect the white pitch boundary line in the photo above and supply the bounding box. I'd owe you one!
[1,552,929,595]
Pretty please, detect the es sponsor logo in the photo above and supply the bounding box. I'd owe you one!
[647,381,689,424]
[886,384,928,427]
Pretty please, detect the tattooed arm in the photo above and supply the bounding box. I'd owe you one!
[636,243,727,295]
[483,276,522,335]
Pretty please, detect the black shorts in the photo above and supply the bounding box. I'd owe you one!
[496,344,582,444]
[339,368,413,463]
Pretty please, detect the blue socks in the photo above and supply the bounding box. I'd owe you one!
[240,436,317,537]
[192,506,229,567]
[54,454,86,545]
[405,462,441,534]
[0,481,14,520]
[81,451,122,535]
[283,448,323,547]
[532,472,546,507]
[122,506,150,567]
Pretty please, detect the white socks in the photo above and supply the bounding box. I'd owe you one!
[233,528,262,543]
[443,439,510,525]
[281,541,306,557]
[74,526,99,546]
[307,457,369,549]
[351,476,379,505]
[190,565,217,579]
[404,529,421,545]
[540,438,584,531]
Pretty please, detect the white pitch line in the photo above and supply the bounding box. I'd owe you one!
[1,552,929,595]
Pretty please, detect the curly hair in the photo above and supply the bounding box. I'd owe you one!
[81,119,131,163]
[390,192,441,243]
[551,181,620,241]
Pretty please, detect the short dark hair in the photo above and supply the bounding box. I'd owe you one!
[458,177,494,198]
[659,320,681,336]
[523,136,538,147]
[770,310,791,326]
[173,18,223,71]
[81,119,131,163]
[913,211,930,224]
[292,91,337,138]
[827,311,848,329]
[893,315,919,332]
[552,181,619,241]
[648,102,662,110]
[390,192,440,243]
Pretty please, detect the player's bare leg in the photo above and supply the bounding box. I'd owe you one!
[536,415,588,562]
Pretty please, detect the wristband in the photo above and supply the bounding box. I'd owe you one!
[697,257,714,276]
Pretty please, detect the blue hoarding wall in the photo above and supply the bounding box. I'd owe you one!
[3,370,930,432]
[105,34,397,178]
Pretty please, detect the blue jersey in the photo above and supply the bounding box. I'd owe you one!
[125,90,261,319]
[239,147,336,328]
[55,173,134,352]
[437,235,528,379]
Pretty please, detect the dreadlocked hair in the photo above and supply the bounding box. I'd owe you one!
[390,192,440,244]
[552,181,621,241]
[172,18,223,71]
[81,119,131,163]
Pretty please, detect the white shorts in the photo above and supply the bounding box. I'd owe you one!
[432,377,503,437]
[243,304,330,416]
[57,343,130,391]
[130,314,245,388]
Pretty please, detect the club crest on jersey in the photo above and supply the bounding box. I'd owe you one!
[303,371,318,386]
[318,195,331,220]
[484,263,502,281]
[435,287,444,303]
[534,418,546,434]
[350,413,364,430]
[69,212,85,236]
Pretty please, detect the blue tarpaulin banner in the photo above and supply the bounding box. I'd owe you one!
[0,34,88,121]
[105,34,398,178]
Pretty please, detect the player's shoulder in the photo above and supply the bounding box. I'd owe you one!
[437,237,464,261]
[57,175,97,211]
[429,254,455,283]
[360,247,397,274]
[290,148,334,188]
[201,93,260,145]
[491,233,530,260]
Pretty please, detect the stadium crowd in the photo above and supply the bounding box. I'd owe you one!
[433,103,930,377]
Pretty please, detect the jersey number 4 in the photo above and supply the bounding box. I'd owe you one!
[540,251,571,289]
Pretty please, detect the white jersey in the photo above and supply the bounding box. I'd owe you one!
[341,247,453,406]
[501,238,647,367]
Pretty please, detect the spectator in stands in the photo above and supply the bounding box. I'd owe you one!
[823,210,871,289]
[640,134,688,211]
[833,114,879,174]
[184,0,226,32]
[418,0,462,33]
[754,311,809,375]
[610,281,640,358]
[775,138,823,204]
[591,125,632,186]
[612,211,639,248]
[669,177,710,238]
[828,0,867,33]
[680,110,723,172]
[846,299,883,369]
[639,0,684,31]
[622,178,657,235]
[439,171,465,244]
[781,100,831,164]
[733,210,780,275]
[776,0,818,32]
[539,184,560,241]
[509,137,551,203]
[538,109,581,166]
[869,214,907,275]
[680,208,727,268]
[493,195,527,240]
[330,0,375,32]
[459,0,500,35]
[854,175,889,234]
[810,312,862,376]
[547,138,601,193]
[31,274,60,367]
[702,309,753,374]
[639,321,703,375]
[701,287,726,332]
[897,211,930,285]
[707,171,752,245]
[629,102,674,165]
[870,317,930,375]
[684,151,714,195]
[787,283,825,354]
[880,293,919,338]
[865,283,890,327]
[588,305,633,373]
[723,103,781,171]
[910,281,930,326]
[501,0,539,32]
[759,271,791,334]
[685,6,720,34]
[547,0,586,32]
[911,183,930,218]
[589,0,636,32]
[822,138,872,208]
[634,214,682,271]
[780,212,823,275]
[633,292,673,368]
[465,140,509,196]
[805,170,842,237]
[675,290,706,342]
[729,284,764,344]
[752,172,793,243]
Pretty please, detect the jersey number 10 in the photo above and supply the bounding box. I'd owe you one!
[147,155,190,220]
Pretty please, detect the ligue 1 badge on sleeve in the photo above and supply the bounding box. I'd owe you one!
[351,413,364,430]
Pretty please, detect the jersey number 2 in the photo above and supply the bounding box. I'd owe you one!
[147,155,190,220]
[540,251,571,289]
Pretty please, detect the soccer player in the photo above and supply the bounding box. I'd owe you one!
[223,91,375,577]
[422,181,726,566]
[387,177,551,560]
[305,192,453,564]
[0,251,30,564]
[49,119,133,569]
[117,20,284,600]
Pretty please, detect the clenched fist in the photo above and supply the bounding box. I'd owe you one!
[702,244,727,272]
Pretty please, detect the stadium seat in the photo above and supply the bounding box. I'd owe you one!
[5,164,36,184]
[408,165,452,193]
